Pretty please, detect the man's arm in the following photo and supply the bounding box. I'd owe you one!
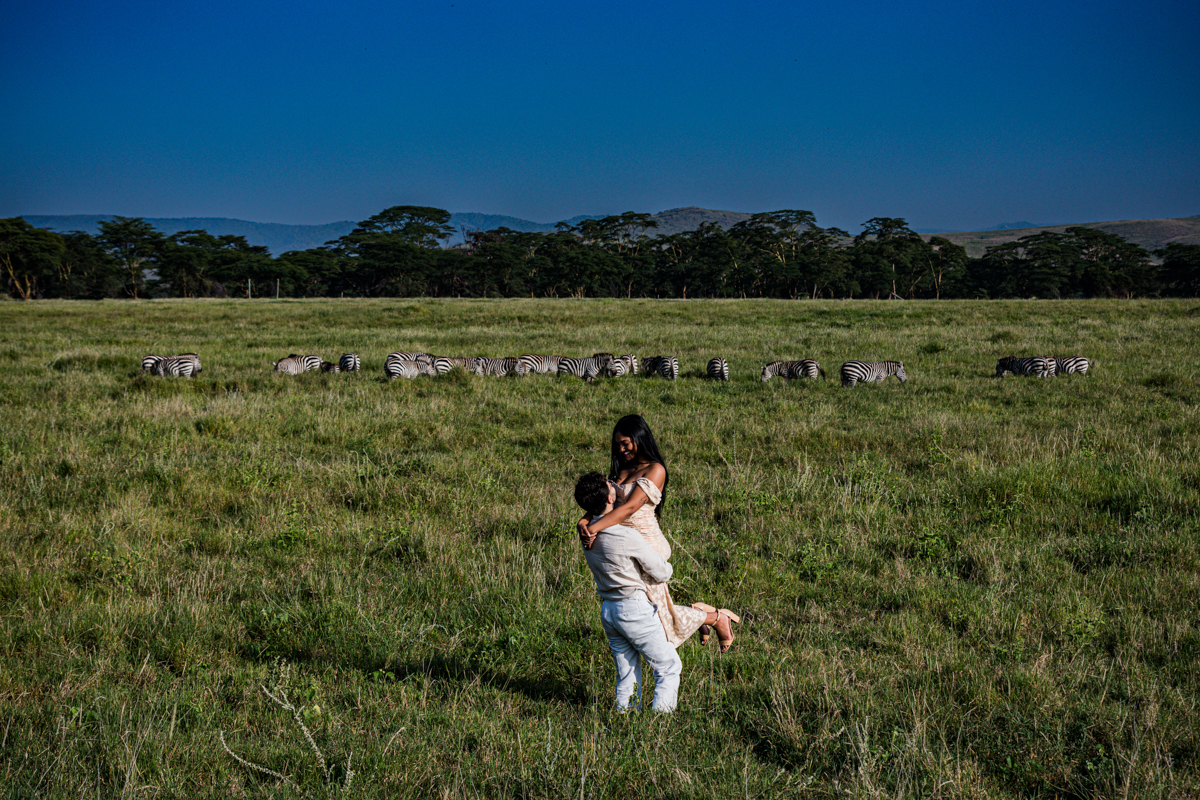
[628,535,673,584]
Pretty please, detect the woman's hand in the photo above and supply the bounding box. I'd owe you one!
[577,517,598,549]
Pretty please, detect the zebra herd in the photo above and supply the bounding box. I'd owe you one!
[140,353,202,378]
[272,354,345,375]
[996,355,1091,379]
[139,350,1091,386]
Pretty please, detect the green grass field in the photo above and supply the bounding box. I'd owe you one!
[1,298,1197,798]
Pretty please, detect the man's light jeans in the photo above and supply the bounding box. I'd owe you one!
[599,593,682,713]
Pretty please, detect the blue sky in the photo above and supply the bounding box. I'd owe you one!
[2,0,1197,232]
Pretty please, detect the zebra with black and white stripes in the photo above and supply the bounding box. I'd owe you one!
[153,355,201,378]
[761,359,824,381]
[760,361,788,381]
[791,359,824,380]
[516,354,563,376]
[145,352,201,375]
[707,357,729,381]
[388,351,434,366]
[601,354,638,379]
[320,361,340,373]
[141,354,165,375]
[557,356,610,382]
[643,356,679,380]
[430,356,480,375]
[177,353,201,374]
[602,360,628,378]
[995,356,1055,379]
[1053,356,1090,376]
[474,356,520,376]
[385,359,437,380]
[338,353,361,372]
[841,360,907,388]
[273,354,322,374]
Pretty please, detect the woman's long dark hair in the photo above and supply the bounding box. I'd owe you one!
[608,414,669,518]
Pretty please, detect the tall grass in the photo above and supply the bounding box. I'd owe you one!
[0,298,1197,798]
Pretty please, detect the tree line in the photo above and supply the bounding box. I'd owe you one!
[4,207,1199,300]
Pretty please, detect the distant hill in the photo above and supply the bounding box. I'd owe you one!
[647,207,753,236]
[21,207,755,254]
[984,221,1044,231]
[449,212,603,236]
[923,216,1200,258]
[20,215,359,255]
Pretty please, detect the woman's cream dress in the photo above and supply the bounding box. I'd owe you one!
[617,478,707,647]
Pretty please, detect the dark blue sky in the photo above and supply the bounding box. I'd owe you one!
[3,0,1197,232]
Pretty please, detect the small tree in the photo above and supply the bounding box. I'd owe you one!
[96,217,165,299]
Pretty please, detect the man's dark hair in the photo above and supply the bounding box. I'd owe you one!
[574,471,610,517]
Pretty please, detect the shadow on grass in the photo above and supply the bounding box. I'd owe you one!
[367,654,590,709]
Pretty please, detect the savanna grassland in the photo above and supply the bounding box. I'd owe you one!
[1,297,1198,799]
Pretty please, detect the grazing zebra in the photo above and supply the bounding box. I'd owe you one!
[475,356,520,376]
[153,355,200,378]
[385,359,436,380]
[602,359,628,378]
[792,359,824,379]
[177,353,202,374]
[761,359,825,381]
[145,352,201,376]
[273,354,322,374]
[516,354,563,376]
[338,353,361,372]
[557,356,610,382]
[995,356,1056,379]
[386,352,432,378]
[601,354,637,379]
[1053,356,1090,376]
[388,351,434,366]
[841,360,907,388]
[643,356,680,380]
[707,357,730,381]
[320,360,340,373]
[430,356,480,375]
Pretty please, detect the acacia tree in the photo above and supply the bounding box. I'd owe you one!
[0,218,66,300]
[924,237,968,299]
[978,233,1073,298]
[327,206,455,296]
[277,248,340,297]
[729,211,817,298]
[58,231,121,299]
[1156,243,1200,296]
[851,218,929,298]
[796,225,853,299]
[572,213,660,297]
[1064,227,1155,297]
[351,206,455,247]
[95,217,165,299]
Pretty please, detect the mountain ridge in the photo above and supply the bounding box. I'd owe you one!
[19,208,756,254]
[923,216,1200,258]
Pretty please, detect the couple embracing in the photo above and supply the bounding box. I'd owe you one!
[574,414,741,713]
